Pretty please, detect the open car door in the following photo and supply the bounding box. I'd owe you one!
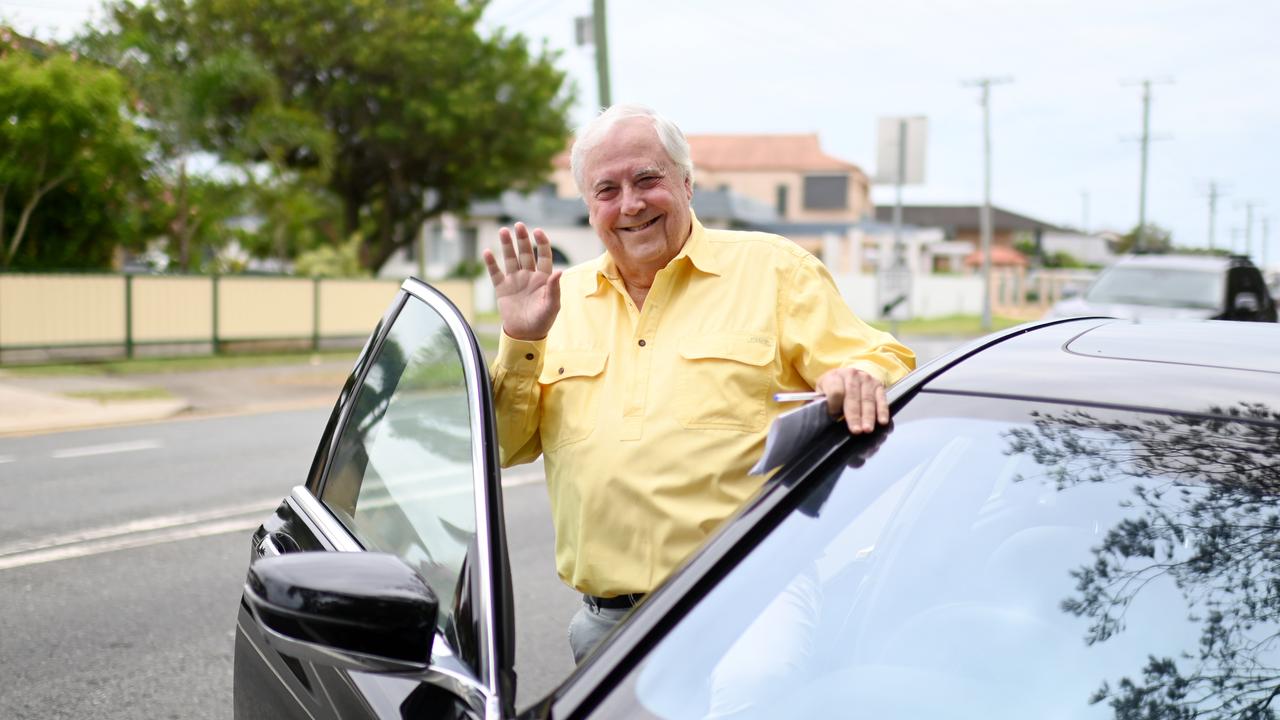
[233,278,516,720]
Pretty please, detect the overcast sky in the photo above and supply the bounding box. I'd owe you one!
[5,0,1277,265]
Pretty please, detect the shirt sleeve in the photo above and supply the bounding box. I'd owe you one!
[780,254,916,387]
[489,331,547,468]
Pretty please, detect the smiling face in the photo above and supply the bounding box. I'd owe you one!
[581,118,694,284]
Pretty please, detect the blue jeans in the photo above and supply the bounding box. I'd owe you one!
[568,601,631,664]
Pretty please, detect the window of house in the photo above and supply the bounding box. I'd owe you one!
[776,184,789,216]
[803,174,849,211]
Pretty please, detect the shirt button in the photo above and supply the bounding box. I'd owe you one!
[524,353,534,361]
[638,339,646,347]
[558,367,565,375]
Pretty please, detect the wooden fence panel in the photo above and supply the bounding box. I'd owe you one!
[132,276,214,343]
[318,279,402,337]
[0,274,125,347]
[216,277,314,340]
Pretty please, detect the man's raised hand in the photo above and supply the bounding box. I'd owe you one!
[482,222,563,341]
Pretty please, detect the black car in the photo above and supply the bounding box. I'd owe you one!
[235,278,1280,719]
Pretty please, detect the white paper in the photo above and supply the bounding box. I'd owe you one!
[749,399,834,476]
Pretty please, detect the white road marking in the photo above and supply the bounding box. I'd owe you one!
[0,455,14,464]
[0,497,282,557]
[0,498,281,571]
[0,516,264,571]
[51,439,163,459]
[1,470,546,572]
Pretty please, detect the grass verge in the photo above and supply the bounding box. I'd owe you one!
[869,314,1030,336]
[3,348,360,377]
[64,387,175,403]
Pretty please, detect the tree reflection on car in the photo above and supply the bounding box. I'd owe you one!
[1007,403,1280,720]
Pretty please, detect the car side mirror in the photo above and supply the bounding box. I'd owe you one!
[244,551,438,672]
[1234,291,1261,315]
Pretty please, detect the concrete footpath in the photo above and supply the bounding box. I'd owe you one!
[0,356,357,437]
[0,335,966,437]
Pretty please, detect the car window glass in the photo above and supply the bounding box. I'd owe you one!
[605,394,1280,720]
[1086,267,1224,309]
[320,296,475,637]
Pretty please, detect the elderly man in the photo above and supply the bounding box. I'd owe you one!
[482,104,914,663]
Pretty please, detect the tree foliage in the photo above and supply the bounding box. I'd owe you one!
[0,42,147,269]
[87,0,574,272]
[1006,404,1280,720]
[1114,223,1175,255]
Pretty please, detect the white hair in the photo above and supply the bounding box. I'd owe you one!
[569,104,695,196]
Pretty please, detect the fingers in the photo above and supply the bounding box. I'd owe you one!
[498,223,554,276]
[514,222,536,272]
[547,269,563,310]
[482,248,504,288]
[854,377,877,434]
[823,384,844,420]
[499,226,519,275]
[534,228,554,274]
[815,368,889,435]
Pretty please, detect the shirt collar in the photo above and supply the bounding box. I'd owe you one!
[586,211,721,297]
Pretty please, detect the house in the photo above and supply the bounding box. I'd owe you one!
[1040,230,1116,266]
[872,205,1066,272]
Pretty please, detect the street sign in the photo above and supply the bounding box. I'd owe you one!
[877,267,912,322]
[875,116,928,185]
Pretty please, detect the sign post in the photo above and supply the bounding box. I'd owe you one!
[874,116,928,333]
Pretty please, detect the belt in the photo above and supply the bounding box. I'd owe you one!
[583,593,645,610]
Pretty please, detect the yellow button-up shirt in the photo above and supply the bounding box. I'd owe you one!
[490,218,914,596]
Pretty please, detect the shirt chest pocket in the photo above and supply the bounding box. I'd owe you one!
[676,334,775,432]
[539,350,609,451]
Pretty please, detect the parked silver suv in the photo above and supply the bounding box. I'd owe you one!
[1047,254,1277,322]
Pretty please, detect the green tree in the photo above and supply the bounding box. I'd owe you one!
[1113,223,1173,254]
[0,48,147,269]
[77,15,292,271]
[89,0,574,273]
[293,233,368,278]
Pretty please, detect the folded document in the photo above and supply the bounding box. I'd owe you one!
[749,399,834,476]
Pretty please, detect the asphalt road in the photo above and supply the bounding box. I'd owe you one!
[0,407,577,719]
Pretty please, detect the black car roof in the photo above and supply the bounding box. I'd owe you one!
[1106,253,1258,271]
[919,318,1280,419]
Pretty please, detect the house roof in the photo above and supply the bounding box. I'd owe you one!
[687,134,860,173]
[873,205,1066,233]
[553,133,863,175]
[964,245,1029,267]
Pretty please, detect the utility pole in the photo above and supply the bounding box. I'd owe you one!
[1263,216,1271,270]
[1204,181,1226,251]
[592,0,611,108]
[964,76,1012,332]
[1242,201,1259,258]
[1081,190,1090,233]
[1123,78,1172,252]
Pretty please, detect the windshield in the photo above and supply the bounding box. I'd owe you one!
[1086,266,1224,309]
[612,393,1280,720]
